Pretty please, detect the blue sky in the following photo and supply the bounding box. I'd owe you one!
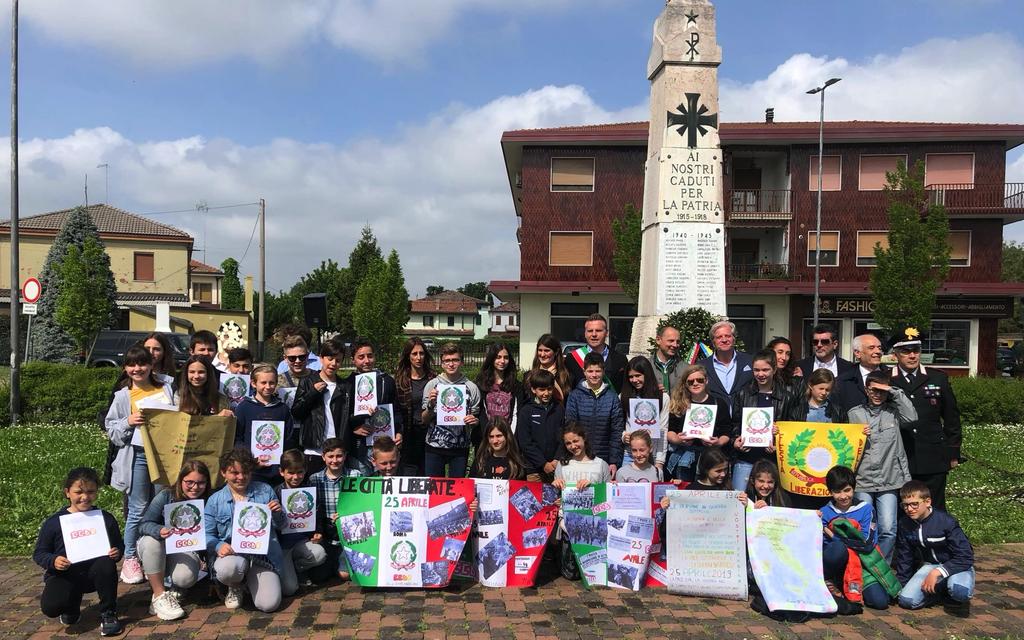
[1,0,1022,294]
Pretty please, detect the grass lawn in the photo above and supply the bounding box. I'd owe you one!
[0,422,1021,556]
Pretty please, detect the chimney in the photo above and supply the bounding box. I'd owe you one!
[765,107,775,123]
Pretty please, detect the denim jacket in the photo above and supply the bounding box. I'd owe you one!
[204,480,284,574]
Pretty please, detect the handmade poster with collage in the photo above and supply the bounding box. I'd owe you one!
[336,476,475,588]
[469,480,557,587]
[644,481,687,587]
[564,483,655,590]
[665,490,748,600]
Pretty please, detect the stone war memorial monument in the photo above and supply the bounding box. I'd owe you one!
[630,0,727,355]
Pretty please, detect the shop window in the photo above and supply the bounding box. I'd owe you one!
[608,303,637,349]
[806,231,840,267]
[549,231,594,266]
[854,319,969,367]
[859,155,906,191]
[808,155,841,191]
[729,304,765,353]
[856,231,888,266]
[550,302,599,343]
[550,157,595,192]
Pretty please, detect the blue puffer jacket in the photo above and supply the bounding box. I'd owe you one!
[893,507,974,584]
[564,380,625,467]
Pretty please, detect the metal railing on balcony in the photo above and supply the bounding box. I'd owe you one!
[925,183,1024,209]
[727,189,792,217]
[727,262,793,281]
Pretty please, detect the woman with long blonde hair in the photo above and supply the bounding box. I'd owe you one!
[665,364,731,481]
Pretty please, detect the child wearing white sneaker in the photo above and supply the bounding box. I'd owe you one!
[137,460,213,620]
[204,448,285,612]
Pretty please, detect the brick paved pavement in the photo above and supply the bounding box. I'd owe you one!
[3,545,1023,640]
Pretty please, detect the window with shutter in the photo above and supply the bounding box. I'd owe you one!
[550,158,595,192]
[549,232,593,266]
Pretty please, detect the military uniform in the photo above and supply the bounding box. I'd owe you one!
[889,365,962,511]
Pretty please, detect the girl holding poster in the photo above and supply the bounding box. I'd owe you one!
[395,337,436,476]
[234,364,294,485]
[666,365,731,482]
[175,356,233,417]
[730,351,799,492]
[204,448,285,613]
[470,417,527,480]
[104,345,176,585]
[136,460,213,620]
[619,357,669,468]
[33,467,124,636]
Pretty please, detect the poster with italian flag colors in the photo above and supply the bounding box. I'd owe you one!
[472,480,558,587]
[564,483,655,590]
[644,482,687,587]
[335,476,475,588]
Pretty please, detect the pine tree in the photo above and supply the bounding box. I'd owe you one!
[34,207,118,362]
[611,203,642,301]
[55,237,116,359]
[352,250,409,352]
[338,225,383,337]
[220,257,245,310]
[869,160,951,333]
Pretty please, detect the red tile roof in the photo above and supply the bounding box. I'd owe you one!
[189,259,223,275]
[410,290,486,313]
[0,204,193,241]
[492,301,519,313]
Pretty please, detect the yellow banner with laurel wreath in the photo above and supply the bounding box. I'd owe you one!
[775,421,867,497]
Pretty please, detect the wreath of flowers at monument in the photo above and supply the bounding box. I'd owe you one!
[649,307,745,360]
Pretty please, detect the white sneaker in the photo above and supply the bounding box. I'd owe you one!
[224,586,243,610]
[119,557,144,585]
[149,592,185,621]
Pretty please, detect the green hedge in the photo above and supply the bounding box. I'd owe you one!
[0,362,119,425]
[949,376,1024,425]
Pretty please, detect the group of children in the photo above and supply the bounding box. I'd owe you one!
[31,326,975,634]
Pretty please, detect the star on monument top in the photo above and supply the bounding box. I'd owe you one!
[684,10,699,25]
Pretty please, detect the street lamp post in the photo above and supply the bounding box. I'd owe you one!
[807,77,841,328]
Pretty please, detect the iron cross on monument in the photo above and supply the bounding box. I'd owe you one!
[667,92,718,149]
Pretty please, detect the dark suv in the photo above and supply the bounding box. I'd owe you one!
[88,330,190,370]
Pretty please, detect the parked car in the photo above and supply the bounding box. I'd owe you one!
[997,347,1023,377]
[88,330,190,370]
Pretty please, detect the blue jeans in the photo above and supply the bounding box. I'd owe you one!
[424,449,467,478]
[124,448,162,559]
[854,490,898,562]
[732,461,753,492]
[898,564,975,609]
[822,536,890,609]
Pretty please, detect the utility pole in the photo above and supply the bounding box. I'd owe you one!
[258,198,265,360]
[97,163,109,203]
[9,0,19,424]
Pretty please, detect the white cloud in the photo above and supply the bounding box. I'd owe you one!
[17,0,580,67]
[720,33,1024,123]
[0,86,643,295]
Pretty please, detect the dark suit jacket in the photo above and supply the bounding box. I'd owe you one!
[697,351,753,413]
[834,365,890,413]
[565,346,628,392]
[890,366,962,475]
[794,355,856,379]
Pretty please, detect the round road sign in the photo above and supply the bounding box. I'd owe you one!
[22,277,41,303]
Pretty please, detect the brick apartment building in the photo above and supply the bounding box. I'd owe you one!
[490,120,1024,375]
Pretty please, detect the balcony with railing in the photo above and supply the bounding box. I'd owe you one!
[726,189,792,223]
[925,183,1024,212]
[726,262,794,281]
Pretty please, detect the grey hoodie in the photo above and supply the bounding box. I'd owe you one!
[848,386,917,492]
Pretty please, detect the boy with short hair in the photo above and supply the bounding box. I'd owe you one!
[278,335,315,390]
[894,480,975,612]
[189,330,218,361]
[308,438,350,583]
[227,348,253,374]
[275,450,327,594]
[422,342,481,477]
[819,465,891,609]
[564,352,625,478]
[516,369,565,482]
[292,338,348,474]
[370,437,400,477]
[344,338,402,475]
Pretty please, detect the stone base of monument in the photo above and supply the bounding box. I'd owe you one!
[628,314,663,359]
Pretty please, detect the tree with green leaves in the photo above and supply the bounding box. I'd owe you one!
[352,250,409,352]
[869,159,950,334]
[55,237,117,360]
[458,282,491,304]
[337,225,384,337]
[34,207,118,362]
[425,285,446,297]
[1001,241,1024,333]
[292,259,347,330]
[220,257,245,310]
[611,203,642,301]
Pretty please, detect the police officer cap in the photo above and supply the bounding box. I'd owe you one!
[888,326,922,353]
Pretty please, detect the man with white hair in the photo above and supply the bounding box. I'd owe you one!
[836,332,888,410]
[698,320,752,412]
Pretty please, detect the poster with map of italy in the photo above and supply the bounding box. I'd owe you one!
[746,506,837,614]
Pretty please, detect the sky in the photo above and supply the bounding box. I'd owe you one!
[0,0,1022,296]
